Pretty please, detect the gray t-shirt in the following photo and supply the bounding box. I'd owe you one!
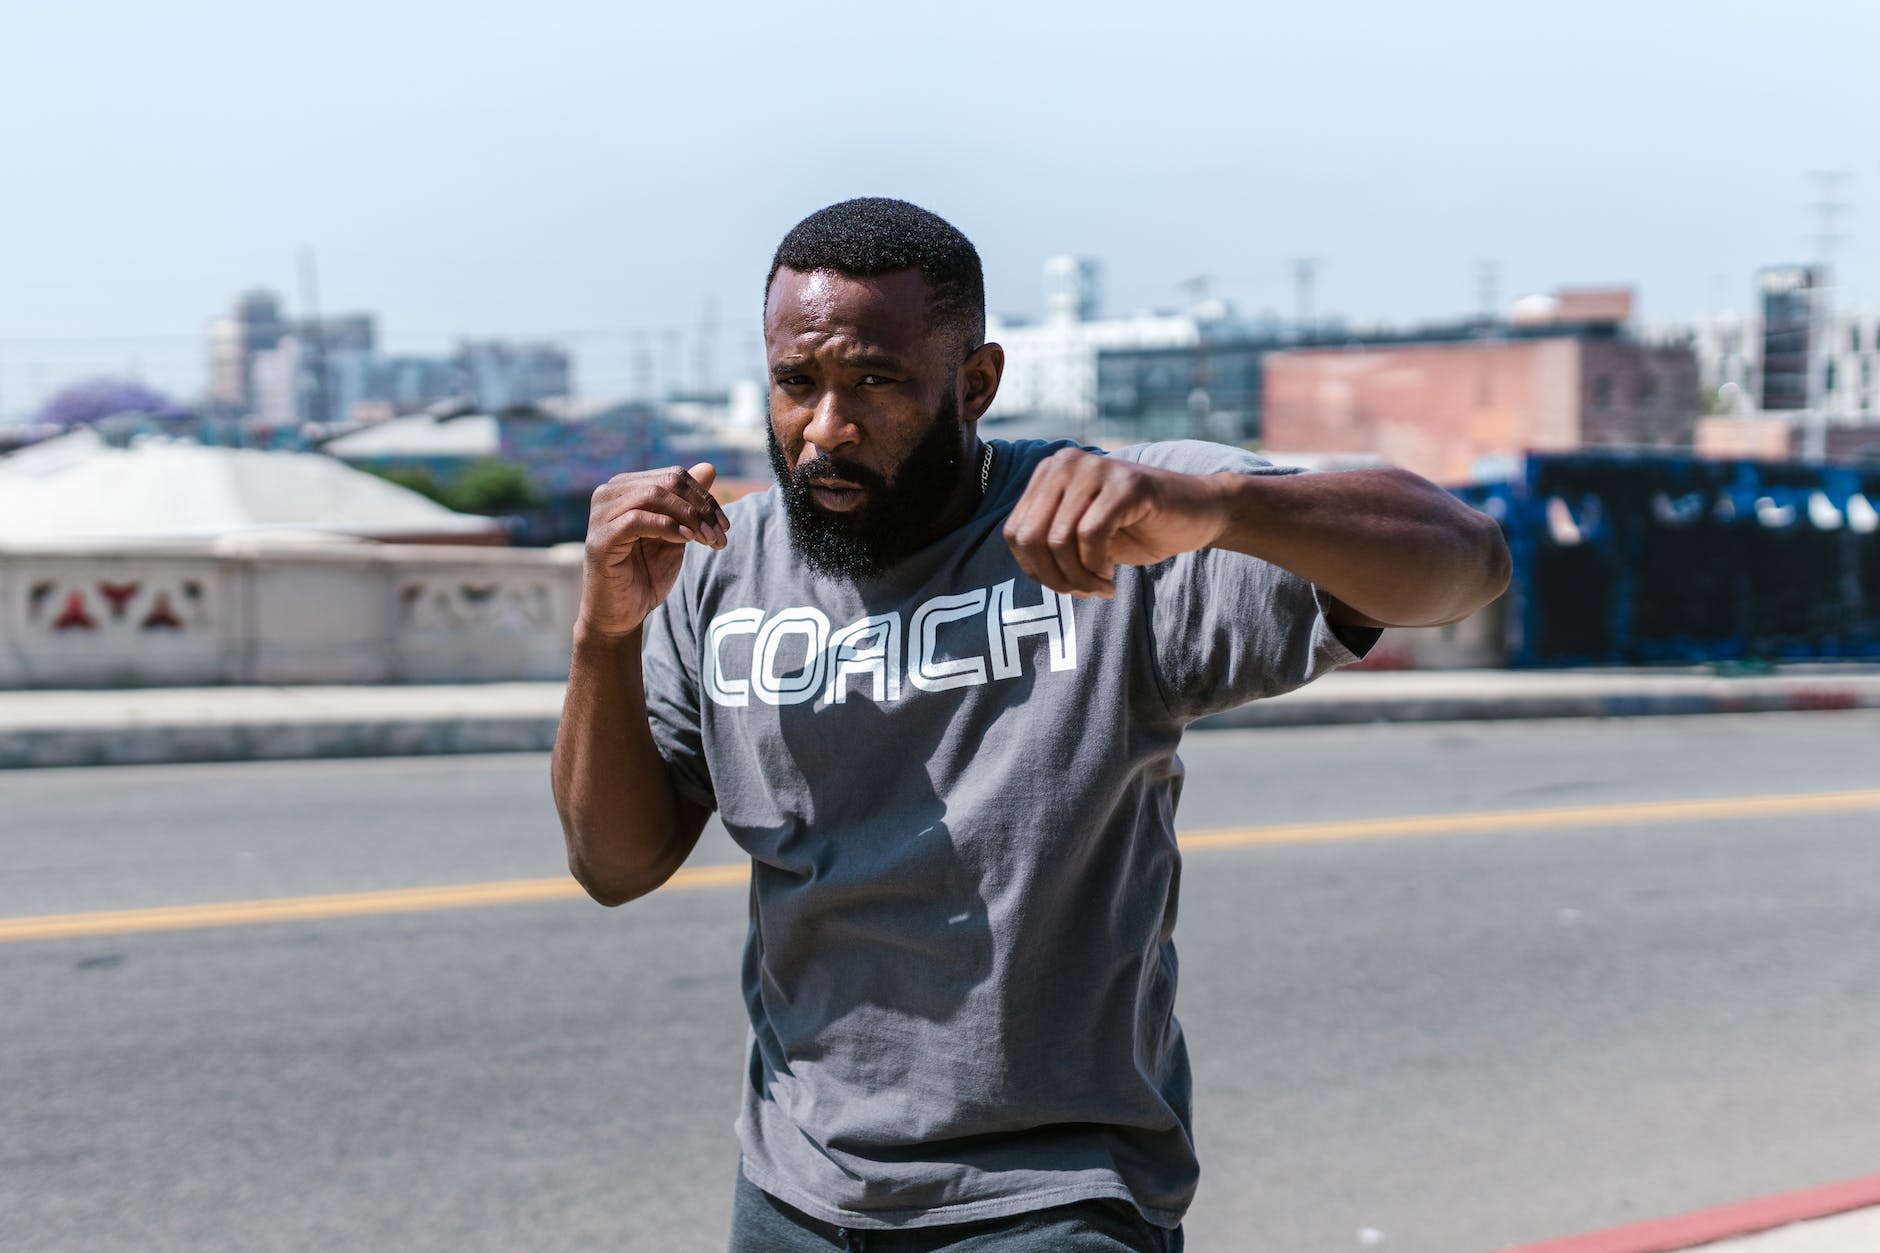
[641,438,1368,1231]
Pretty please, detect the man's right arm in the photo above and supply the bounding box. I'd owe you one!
[550,464,729,907]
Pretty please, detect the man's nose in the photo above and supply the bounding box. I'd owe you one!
[802,388,862,457]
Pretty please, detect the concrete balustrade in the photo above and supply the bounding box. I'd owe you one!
[0,536,1510,690]
[0,539,584,689]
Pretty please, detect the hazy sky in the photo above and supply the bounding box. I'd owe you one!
[2,0,1874,418]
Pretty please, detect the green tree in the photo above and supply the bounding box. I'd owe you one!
[445,458,544,515]
[367,464,448,505]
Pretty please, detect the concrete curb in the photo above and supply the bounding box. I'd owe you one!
[4,671,1879,769]
[0,682,566,770]
[0,715,560,770]
[1196,672,1880,730]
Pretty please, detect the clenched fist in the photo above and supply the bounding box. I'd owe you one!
[1003,449,1230,598]
[579,463,731,638]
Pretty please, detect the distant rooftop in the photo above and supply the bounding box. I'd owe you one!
[322,411,502,459]
[0,430,503,543]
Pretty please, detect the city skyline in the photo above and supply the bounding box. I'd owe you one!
[4,0,1874,419]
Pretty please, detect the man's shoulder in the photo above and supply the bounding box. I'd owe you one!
[1109,439,1297,477]
[984,437,1293,510]
[668,487,784,599]
[713,486,786,548]
[723,485,780,521]
[990,437,1088,472]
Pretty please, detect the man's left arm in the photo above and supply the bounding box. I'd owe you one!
[1002,449,1511,628]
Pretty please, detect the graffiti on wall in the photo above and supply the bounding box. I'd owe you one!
[1464,454,1880,666]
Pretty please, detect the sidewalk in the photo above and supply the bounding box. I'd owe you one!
[1495,1172,1880,1252]
[3,665,1878,770]
[1700,1207,1880,1251]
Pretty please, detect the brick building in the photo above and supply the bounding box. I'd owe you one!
[1262,322,1699,484]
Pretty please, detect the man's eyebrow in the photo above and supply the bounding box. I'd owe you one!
[769,351,908,376]
[834,351,907,371]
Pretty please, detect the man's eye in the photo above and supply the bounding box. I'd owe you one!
[859,374,895,386]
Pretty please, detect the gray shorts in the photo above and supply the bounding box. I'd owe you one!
[727,1171,1183,1252]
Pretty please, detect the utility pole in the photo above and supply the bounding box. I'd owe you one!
[631,332,654,403]
[1803,171,1850,461]
[1293,258,1317,340]
[1178,276,1215,439]
[742,334,764,387]
[695,298,718,396]
[1477,261,1500,326]
[662,329,684,400]
[298,248,331,431]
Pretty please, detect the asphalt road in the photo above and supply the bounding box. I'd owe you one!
[4,711,1879,1252]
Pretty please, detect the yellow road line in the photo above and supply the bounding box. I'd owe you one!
[1178,788,1880,850]
[4,789,1877,945]
[0,862,748,945]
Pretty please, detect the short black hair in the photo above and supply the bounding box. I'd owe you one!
[766,198,986,353]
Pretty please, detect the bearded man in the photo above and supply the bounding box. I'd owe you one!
[552,198,1510,1251]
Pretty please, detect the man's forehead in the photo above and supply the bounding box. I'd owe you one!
[764,267,934,347]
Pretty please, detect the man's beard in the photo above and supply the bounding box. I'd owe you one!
[768,391,967,579]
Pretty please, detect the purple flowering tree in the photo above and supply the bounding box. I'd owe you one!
[36,377,185,429]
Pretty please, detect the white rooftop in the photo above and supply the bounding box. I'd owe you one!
[0,431,504,543]
[323,412,501,459]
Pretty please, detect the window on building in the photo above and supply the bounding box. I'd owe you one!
[1635,374,1658,405]
[1593,375,1614,409]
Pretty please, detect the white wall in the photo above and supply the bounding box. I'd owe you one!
[0,539,583,688]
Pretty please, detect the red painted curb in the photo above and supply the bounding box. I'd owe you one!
[1491,1172,1880,1253]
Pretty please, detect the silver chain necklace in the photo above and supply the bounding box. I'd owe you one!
[978,442,995,496]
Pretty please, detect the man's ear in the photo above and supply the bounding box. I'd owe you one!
[960,342,1005,423]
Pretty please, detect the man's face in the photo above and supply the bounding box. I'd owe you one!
[763,267,974,578]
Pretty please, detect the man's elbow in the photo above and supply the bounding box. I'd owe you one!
[1425,510,1511,627]
[565,846,665,908]
[1471,508,1513,607]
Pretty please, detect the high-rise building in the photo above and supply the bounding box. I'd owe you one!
[309,314,377,355]
[1758,265,1822,412]
[1643,280,1879,434]
[204,287,584,426]
[248,334,303,431]
[206,290,291,413]
[205,290,378,422]
[456,340,573,412]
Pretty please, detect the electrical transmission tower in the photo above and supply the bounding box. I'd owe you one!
[1803,171,1850,460]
